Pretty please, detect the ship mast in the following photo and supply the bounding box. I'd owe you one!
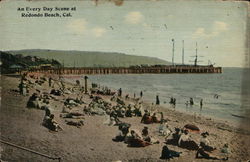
[194,42,198,66]
[172,39,175,65]
[182,40,184,65]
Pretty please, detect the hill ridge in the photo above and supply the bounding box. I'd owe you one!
[6,49,171,68]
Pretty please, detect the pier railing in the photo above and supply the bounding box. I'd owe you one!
[27,66,222,75]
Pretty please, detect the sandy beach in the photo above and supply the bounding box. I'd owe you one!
[1,73,250,162]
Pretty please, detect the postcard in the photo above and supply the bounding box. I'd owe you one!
[0,0,249,161]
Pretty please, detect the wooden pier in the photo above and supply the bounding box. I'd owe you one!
[29,65,222,75]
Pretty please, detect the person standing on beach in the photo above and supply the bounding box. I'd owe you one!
[49,77,52,87]
[173,98,176,108]
[19,74,27,95]
[118,88,122,97]
[84,76,88,94]
[200,99,203,110]
[18,80,24,95]
[185,101,189,112]
[170,97,174,105]
[190,98,194,106]
[140,91,143,98]
[156,95,160,105]
[125,94,129,100]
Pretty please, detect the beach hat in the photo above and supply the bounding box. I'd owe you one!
[201,132,209,137]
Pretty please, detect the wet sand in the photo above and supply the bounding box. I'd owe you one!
[0,74,250,162]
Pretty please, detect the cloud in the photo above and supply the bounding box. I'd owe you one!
[67,19,88,34]
[125,11,144,24]
[193,21,228,38]
[213,21,228,31]
[92,27,106,37]
[193,28,207,37]
[67,19,106,38]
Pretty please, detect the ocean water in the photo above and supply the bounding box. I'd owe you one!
[69,68,246,123]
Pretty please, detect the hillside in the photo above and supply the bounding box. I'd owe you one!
[7,49,171,67]
[0,51,61,74]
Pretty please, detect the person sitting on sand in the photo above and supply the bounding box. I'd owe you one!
[141,127,159,144]
[43,114,61,132]
[116,107,125,118]
[131,130,141,139]
[141,110,151,123]
[196,142,228,160]
[172,128,181,142]
[110,110,117,118]
[134,107,142,117]
[142,127,151,142]
[178,129,190,145]
[134,102,143,117]
[42,112,51,126]
[221,143,230,154]
[178,130,199,150]
[200,132,216,152]
[141,111,164,124]
[125,106,133,117]
[152,112,163,123]
[27,93,39,108]
[200,132,210,145]
[165,128,181,145]
[127,130,151,147]
[44,106,51,117]
[160,143,182,160]
[109,117,117,126]
[158,121,172,137]
[110,111,122,125]
[113,124,130,142]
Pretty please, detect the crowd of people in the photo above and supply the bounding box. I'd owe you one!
[109,88,229,160]
[22,73,230,161]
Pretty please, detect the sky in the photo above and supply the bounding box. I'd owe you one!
[0,0,248,67]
